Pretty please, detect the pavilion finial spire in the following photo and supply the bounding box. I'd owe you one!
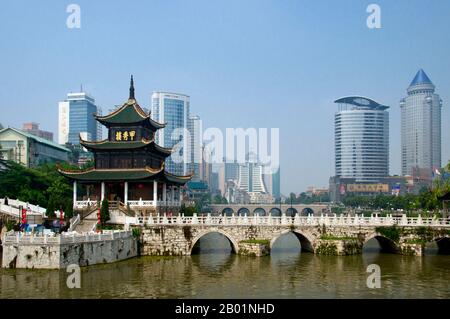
[129,75,135,100]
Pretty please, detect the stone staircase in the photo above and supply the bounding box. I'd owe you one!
[73,219,97,233]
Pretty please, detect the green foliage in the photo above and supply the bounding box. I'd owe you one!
[331,206,345,214]
[0,161,74,218]
[414,227,434,242]
[284,192,330,204]
[180,203,198,216]
[6,220,17,231]
[375,226,401,243]
[64,200,74,219]
[98,224,123,231]
[342,192,441,212]
[240,239,270,245]
[132,227,141,239]
[100,199,110,225]
[46,198,56,218]
[320,235,357,240]
[212,194,228,204]
[315,242,338,255]
[341,161,450,212]
[47,177,72,211]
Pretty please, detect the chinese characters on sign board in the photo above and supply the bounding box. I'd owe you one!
[346,184,389,193]
[115,130,136,141]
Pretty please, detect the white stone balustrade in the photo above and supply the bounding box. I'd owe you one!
[126,214,450,227]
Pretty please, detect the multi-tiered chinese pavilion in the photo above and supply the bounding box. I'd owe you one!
[59,76,192,216]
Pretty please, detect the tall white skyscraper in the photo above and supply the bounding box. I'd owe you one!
[188,114,202,180]
[400,69,442,180]
[237,154,267,194]
[334,96,389,183]
[151,92,190,175]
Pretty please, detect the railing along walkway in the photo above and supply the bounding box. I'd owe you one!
[130,213,450,227]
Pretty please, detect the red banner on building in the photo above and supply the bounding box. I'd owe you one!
[21,207,27,224]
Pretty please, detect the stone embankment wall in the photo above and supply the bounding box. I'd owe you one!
[2,232,137,269]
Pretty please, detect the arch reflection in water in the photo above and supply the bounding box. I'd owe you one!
[190,232,236,276]
[191,232,236,255]
[363,236,399,254]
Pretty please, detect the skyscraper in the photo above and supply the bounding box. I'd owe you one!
[188,114,202,181]
[264,167,281,199]
[334,96,389,182]
[225,159,240,182]
[200,144,211,183]
[151,92,190,175]
[400,69,442,180]
[58,92,101,145]
[237,153,268,194]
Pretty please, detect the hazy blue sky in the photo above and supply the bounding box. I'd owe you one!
[0,0,449,195]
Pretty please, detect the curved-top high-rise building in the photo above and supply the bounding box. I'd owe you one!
[334,96,389,183]
[151,92,190,175]
[400,69,442,179]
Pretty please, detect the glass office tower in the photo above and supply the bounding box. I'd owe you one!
[151,92,190,175]
[334,96,389,183]
[58,92,101,145]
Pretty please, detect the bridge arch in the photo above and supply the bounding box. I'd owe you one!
[221,207,234,216]
[285,208,298,217]
[269,208,282,217]
[190,229,239,255]
[253,208,267,216]
[363,234,399,254]
[301,207,314,216]
[237,207,250,216]
[435,237,450,254]
[270,230,314,253]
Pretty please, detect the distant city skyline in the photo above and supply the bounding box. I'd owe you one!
[1,1,450,194]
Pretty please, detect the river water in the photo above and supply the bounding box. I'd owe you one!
[1,233,449,299]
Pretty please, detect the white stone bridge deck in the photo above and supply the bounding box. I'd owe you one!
[131,213,450,227]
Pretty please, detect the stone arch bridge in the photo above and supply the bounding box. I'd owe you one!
[139,214,450,257]
[209,204,330,216]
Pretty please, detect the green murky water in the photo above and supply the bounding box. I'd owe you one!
[1,233,449,298]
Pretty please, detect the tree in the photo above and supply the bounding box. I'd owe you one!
[100,199,110,225]
[46,198,56,218]
[64,200,74,219]
[0,123,3,130]
[0,161,74,217]
[46,177,72,216]
[212,194,228,204]
[180,203,197,216]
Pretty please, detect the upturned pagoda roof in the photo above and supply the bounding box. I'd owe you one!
[94,98,165,130]
[57,165,193,185]
[80,137,172,156]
